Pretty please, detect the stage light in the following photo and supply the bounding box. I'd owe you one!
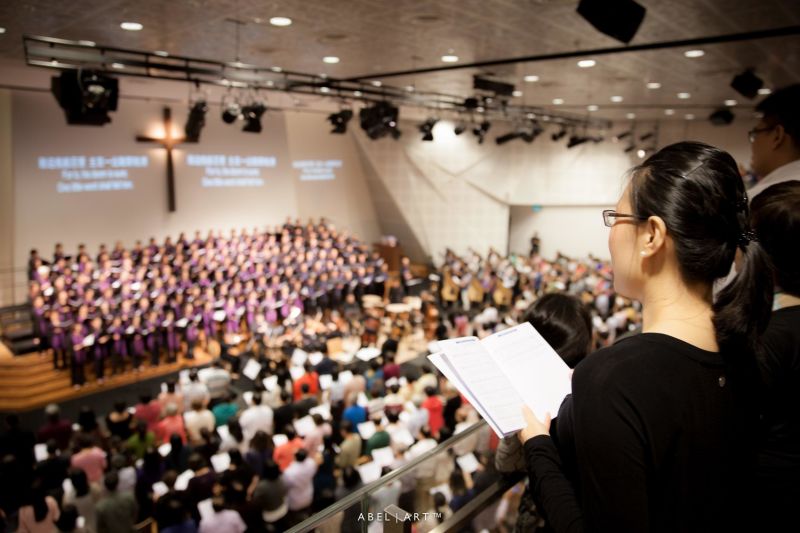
[677,92,691,99]
[552,98,564,105]
[731,69,763,99]
[637,148,647,158]
[327,109,353,134]
[359,101,400,140]
[684,49,705,58]
[496,132,521,145]
[576,0,646,44]
[551,128,567,141]
[221,98,241,124]
[241,103,266,133]
[624,144,636,153]
[51,70,119,125]
[639,132,654,141]
[441,54,459,63]
[610,95,623,102]
[587,104,599,111]
[519,121,544,143]
[613,130,632,141]
[646,82,661,89]
[567,135,590,148]
[120,21,143,31]
[472,120,491,144]
[418,118,438,141]
[323,56,340,64]
[577,59,596,68]
[454,122,467,135]
[184,100,207,142]
[523,75,539,82]
[724,99,737,107]
[269,17,292,27]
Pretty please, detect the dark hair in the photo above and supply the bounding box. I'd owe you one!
[751,181,800,296]
[250,430,272,453]
[30,481,48,522]
[342,466,362,488]
[294,449,308,462]
[55,503,79,531]
[252,392,262,405]
[227,419,244,443]
[523,293,593,368]
[629,141,773,357]
[300,383,310,394]
[68,468,90,497]
[140,394,152,404]
[756,84,800,145]
[263,459,281,480]
[103,470,119,492]
[187,453,206,472]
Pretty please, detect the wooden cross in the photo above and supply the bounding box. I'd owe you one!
[137,107,194,212]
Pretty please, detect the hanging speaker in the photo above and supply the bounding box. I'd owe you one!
[576,0,646,44]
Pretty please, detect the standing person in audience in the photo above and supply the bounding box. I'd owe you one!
[185,454,217,525]
[184,400,215,445]
[198,495,246,533]
[158,381,184,417]
[292,384,318,418]
[273,428,304,472]
[272,391,295,437]
[422,386,444,438]
[747,84,800,198]
[62,469,101,533]
[282,449,318,527]
[96,471,138,533]
[211,392,239,428]
[335,421,362,470]
[18,480,60,533]
[125,421,155,461]
[34,440,69,502]
[199,360,231,406]
[183,370,210,411]
[750,181,800,530]
[156,403,187,445]
[238,392,273,444]
[519,142,773,531]
[69,435,107,484]
[36,404,73,452]
[105,401,133,440]
[134,394,162,433]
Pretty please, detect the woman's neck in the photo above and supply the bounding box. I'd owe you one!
[775,292,800,311]
[641,280,718,352]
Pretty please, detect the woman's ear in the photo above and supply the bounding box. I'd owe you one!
[640,216,667,258]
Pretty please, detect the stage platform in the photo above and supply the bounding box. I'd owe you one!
[0,341,213,412]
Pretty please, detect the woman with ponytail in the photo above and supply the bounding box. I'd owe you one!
[18,479,60,533]
[518,141,773,532]
[750,181,800,531]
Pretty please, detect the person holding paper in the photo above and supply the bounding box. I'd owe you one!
[519,142,773,532]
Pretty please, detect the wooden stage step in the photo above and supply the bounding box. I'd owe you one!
[0,344,214,412]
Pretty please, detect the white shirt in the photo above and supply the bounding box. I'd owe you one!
[748,159,800,199]
[282,458,318,510]
[184,409,216,442]
[238,404,274,444]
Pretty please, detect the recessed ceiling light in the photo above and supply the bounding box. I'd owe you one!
[512,90,523,97]
[441,54,459,63]
[323,56,339,64]
[111,63,125,69]
[758,87,772,95]
[320,86,331,93]
[0,27,6,34]
[577,59,596,68]
[610,95,623,103]
[647,82,661,89]
[269,17,292,27]
[724,99,737,106]
[120,22,143,31]
[684,49,705,58]
[552,98,564,105]
[405,85,415,92]
[677,92,691,99]
[664,109,675,115]
[637,149,646,159]
[371,80,382,87]
[685,114,695,120]
[526,113,536,119]
[523,75,539,82]
[626,112,636,119]
[587,104,599,111]
[78,40,96,46]
[353,90,362,97]
[153,50,169,57]
[270,66,282,73]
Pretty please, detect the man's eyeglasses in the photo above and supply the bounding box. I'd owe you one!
[748,125,776,143]
[602,209,646,227]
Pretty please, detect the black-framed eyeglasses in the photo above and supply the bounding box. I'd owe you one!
[602,209,647,227]
[748,125,776,143]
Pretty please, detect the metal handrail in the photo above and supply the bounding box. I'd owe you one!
[286,420,488,533]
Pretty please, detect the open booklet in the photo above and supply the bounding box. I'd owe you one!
[427,322,571,438]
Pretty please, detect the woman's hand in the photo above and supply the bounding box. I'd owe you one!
[518,406,551,444]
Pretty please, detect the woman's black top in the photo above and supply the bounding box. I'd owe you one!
[524,333,756,533]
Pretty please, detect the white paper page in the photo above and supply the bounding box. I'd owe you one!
[357,392,369,407]
[358,461,382,484]
[242,359,262,381]
[179,369,191,385]
[152,481,169,498]
[308,352,324,366]
[272,434,288,447]
[338,370,354,385]
[318,374,333,390]
[243,391,254,406]
[356,347,381,361]
[294,415,316,437]
[292,349,308,366]
[480,322,572,421]
[357,420,377,440]
[371,446,395,468]
[34,443,48,462]
[210,452,230,473]
[427,352,504,437]
[437,337,528,435]
[456,453,480,474]
[216,424,231,442]
[197,498,215,522]
[158,443,172,457]
[174,469,195,491]
[262,375,279,391]
[289,366,305,381]
[310,404,331,420]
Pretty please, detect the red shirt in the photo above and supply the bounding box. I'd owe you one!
[155,415,187,444]
[273,437,305,471]
[70,447,107,483]
[134,401,162,432]
[422,395,444,437]
[293,372,319,401]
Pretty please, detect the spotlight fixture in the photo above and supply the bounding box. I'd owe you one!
[495,131,521,145]
[577,59,596,68]
[624,144,636,153]
[613,130,632,142]
[473,76,515,96]
[730,69,763,99]
[519,121,544,143]
[684,49,705,58]
[639,132,654,141]
[576,0,646,44]
[184,100,208,142]
[418,118,438,141]
[551,128,567,141]
[359,101,400,140]
[472,120,491,144]
[51,70,119,125]
[221,96,241,124]
[454,122,467,135]
[269,17,292,27]
[327,109,353,134]
[120,21,143,31]
[567,135,590,149]
[241,103,266,133]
